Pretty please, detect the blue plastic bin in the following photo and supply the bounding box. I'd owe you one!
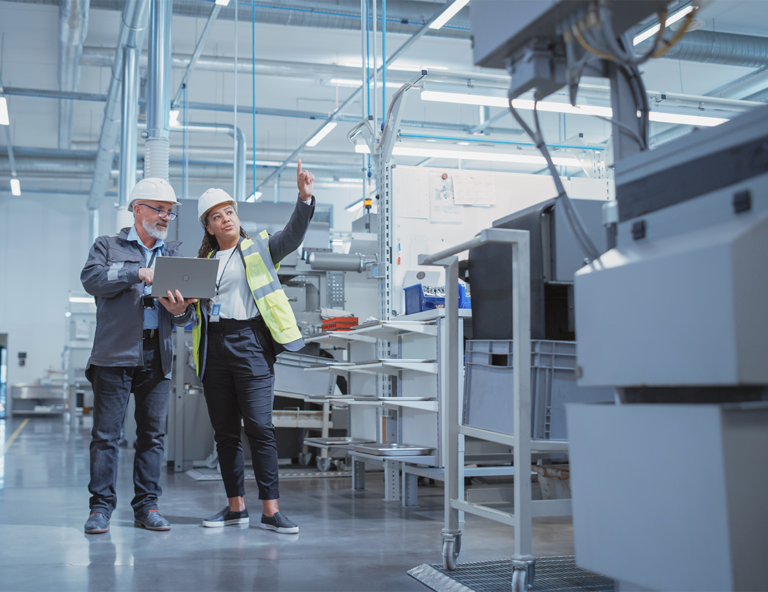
[404,283,471,315]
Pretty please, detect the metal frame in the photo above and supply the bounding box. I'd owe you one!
[419,227,547,582]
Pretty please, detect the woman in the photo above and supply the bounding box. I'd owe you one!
[192,161,315,533]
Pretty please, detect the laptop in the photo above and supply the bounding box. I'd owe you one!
[150,256,219,299]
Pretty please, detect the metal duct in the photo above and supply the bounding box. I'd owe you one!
[308,252,374,273]
[145,0,172,181]
[637,30,768,68]
[118,44,140,232]
[86,0,150,210]
[58,0,90,150]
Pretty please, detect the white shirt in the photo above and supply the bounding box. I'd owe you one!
[214,246,259,320]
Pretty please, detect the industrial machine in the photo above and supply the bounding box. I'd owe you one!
[469,1,768,590]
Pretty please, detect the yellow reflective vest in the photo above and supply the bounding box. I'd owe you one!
[192,231,304,377]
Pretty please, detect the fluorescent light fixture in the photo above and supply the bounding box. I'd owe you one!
[65,312,72,318]
[355,144,581,167]
[169,109,180,127]
[345,198,365,212]
[421,90,727,127]
[69,296,95,304]
[329,78,401,88]
[634,5,694,45]
[0,96,8,126]
[429,0,470,30]
[214,0,231,5]
[648,111,727,126]
[331,239,345,245]
[10,178,20,196]
[306,122,337,147]
[246,192,262,202]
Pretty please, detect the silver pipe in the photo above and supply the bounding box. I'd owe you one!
[309,252,374,273]
[636,30,768,68]
[88,207,99,245]
[86,0,150,210]
[119,45,139,212]
[171,3,223,109]
[145,0,172,181]
[0,74,17,181]
[58,0,90,149]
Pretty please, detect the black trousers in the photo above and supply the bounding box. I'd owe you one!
[87,337,170,517]
[202,319,279,500]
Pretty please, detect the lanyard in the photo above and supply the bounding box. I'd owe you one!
[215,248,239,297]
[147,248,159,269]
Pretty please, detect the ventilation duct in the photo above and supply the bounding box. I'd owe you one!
[636,30,768,68]
[58,0,90,149]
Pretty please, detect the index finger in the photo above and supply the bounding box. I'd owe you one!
[297,159,302,180]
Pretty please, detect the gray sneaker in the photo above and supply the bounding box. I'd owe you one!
[260,511,299,534]
[84,512,109,534]
[203,506,250,528]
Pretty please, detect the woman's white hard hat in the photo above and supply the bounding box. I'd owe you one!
[198,188,237,227]
[128,178,179,211]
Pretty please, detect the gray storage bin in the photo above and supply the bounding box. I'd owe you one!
[462,340,613,440]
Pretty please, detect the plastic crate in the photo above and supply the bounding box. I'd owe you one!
[462,340,613,440]
[321,316,358,332]
[404,283,471,315]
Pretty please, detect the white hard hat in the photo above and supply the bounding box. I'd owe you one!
[128,178,179,211]
[198,188,237,227]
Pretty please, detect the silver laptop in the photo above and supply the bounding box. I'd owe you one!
[150,256,219,299]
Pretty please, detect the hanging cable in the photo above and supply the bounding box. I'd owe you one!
[182,83,188,199]
[508,97,601,261]
[233,0,238,200]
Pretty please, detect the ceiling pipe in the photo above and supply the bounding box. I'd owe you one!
[636,30,768,68]
[117,44,140,232]
[86,0,150,211]
[144,0,172,182]
[58,0,90,150]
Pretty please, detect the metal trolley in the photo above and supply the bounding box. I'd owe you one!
[419,227,571,592]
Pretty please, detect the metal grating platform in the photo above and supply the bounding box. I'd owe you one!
[409,556,613,592]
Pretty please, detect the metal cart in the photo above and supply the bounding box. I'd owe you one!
[420,227,571,591]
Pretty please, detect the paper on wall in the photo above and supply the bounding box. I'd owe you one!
[428,174,464,224]
[452,171,497,206]
[393,167,429,218]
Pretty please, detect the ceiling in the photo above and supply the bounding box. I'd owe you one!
[1,0,767,228]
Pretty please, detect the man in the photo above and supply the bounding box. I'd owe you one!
[81,178,196,534]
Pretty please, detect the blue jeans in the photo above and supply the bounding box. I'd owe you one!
[87,338,170,517]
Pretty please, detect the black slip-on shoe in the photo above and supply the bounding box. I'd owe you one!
[84,512,110,534]
[134,509,171,531]
[203,506,250,528]
[260,512,299,534]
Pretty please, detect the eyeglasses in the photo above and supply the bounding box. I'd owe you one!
[139,203,178,220]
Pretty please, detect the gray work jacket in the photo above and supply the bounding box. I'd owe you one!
[81,226,193,378]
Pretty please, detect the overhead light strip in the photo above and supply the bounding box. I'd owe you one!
[429,0,470,30]
[306,122,337,147]
[420,90,729,127]
[354,144,582,167]
[10,178,20,196]
[634,5,694,45]
[0,96,9,126]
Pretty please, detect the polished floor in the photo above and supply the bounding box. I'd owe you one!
[0,416,575,592]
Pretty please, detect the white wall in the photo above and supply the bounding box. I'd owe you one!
[0,194,116,386]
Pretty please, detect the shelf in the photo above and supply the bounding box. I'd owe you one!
[400,308,472,322]
[304,359,437,377]
[329,396,437,412]
[348,449,437,467]
[304,331,377,347]
[351,321,438,341]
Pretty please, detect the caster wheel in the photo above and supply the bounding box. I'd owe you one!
[441,536,461,571]
[316,457,332,472]
[298,452,313,467]
[511,569,527,592]
[332,459,346,471]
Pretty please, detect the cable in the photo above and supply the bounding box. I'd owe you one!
[252,0,257,199]
[573,24,614,62]
[654,7,699,58]
[508,97,601,261]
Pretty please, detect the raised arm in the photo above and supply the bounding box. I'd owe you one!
[268,160,316,263]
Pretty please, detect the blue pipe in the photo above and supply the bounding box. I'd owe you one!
[399,132,606,151]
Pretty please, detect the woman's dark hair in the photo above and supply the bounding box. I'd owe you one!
[197,215,249,258]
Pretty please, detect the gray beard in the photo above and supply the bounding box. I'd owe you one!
[142,219,168,240]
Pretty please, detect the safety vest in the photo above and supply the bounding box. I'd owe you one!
[192,231,304,376]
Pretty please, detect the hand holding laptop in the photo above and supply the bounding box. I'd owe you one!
[157,289,197,316]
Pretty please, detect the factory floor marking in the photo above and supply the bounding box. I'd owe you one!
[1,418,29,455]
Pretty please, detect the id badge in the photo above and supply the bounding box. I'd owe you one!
[210,303,221,322]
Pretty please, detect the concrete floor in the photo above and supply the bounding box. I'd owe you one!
[0,416,575,592]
